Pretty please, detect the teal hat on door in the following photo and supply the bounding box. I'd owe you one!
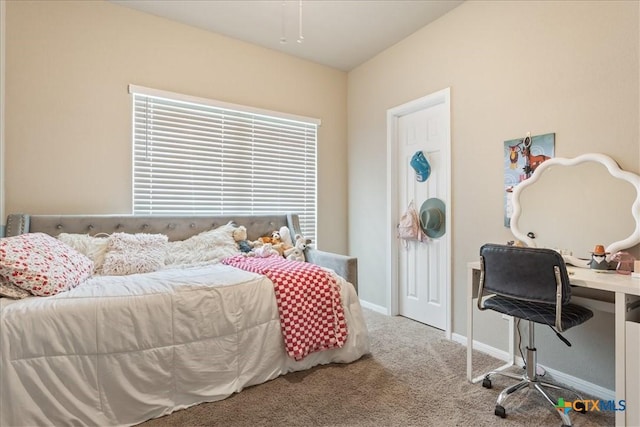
[419,198,446,238]
[410,151,431,182]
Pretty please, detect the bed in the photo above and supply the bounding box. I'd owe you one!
[0,213,370,426]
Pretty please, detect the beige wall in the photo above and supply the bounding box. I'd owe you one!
[0,0,5,235]
[4,0,348,253]
[348,0,639,390]
[5,0,640,393]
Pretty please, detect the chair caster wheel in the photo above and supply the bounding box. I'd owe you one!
[494,405,506,418]
[574,401,586,414]
[482,377,492,389]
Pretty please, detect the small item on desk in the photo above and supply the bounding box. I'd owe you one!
[633,260,640,279]
[610,251,636,275]
[588,244,610,271]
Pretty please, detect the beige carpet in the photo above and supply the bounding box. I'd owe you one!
[140,309,613,426]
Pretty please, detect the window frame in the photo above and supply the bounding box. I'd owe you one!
[129,85,320,243]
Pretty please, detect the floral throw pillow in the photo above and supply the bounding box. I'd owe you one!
[0,233,94,297]
[0,276,31,299]
[101,233,168,276]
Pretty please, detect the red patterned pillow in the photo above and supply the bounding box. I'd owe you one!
[0,277,30,299]
[0,233,94,297]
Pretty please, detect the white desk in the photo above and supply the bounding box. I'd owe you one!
[467,261,640,427]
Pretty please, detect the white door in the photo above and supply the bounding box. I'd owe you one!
[390,90,450,331]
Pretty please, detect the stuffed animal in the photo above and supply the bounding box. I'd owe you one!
[284,246,305,262]
[279,226,293,248]
[271,242,287,257]
[258,230,281,245]
[284,234,308,262]
[295,234,311,248]
[270,230,282,245]
[232,226,253,253]
[251,243,280,258]
[272,228,296,257]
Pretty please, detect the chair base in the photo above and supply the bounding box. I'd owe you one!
[483,368,585,426]
[480,319,589,426]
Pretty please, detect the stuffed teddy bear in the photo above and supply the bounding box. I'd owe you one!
[284,246,305,262]
[284,234,309,262]
[262,227,293,257]
[270,230,282,245]
[251,243,280,258]
[258,230,281,245]
[257,230,292,255]
[232,226,253,253]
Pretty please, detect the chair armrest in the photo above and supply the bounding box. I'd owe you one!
[305,248,358,293]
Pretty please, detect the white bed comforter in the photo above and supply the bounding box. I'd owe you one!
[0,264,370,426]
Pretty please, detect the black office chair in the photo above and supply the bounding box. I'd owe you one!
[477,243,594,427]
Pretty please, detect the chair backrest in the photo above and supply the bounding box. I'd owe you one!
[479,243,572,305]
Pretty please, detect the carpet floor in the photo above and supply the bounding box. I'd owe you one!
[139,308,614,426]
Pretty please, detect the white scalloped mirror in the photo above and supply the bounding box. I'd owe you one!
[510,153,640,259]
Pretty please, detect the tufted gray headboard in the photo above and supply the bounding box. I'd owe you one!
[5,213,300,242]
[4,213,358,291]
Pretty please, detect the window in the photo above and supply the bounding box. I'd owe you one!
[129,85,319,242]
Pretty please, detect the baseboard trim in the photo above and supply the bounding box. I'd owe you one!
[451,333,512,361]
[451,333,614,401]
[541,365,615,402]
[358,299,388,315]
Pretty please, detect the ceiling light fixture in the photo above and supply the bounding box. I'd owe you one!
[280,1,287,44]
[297,0,304,44]
[279,1,304,45]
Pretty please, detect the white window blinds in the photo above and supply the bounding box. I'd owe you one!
[129,85,319,242]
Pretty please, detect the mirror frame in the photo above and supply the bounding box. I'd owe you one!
[510,153,640,255]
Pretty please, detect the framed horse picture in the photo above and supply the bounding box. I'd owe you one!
[503,132,555,227]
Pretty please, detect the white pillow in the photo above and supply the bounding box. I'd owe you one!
[0,233,94,296]
[57,233,109,274]
[101,233,168,276]
[165,222,239,267]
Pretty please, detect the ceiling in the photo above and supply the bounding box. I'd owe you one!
[110,0,464,71]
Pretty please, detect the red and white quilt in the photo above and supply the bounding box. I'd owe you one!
[222,254,348,360]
